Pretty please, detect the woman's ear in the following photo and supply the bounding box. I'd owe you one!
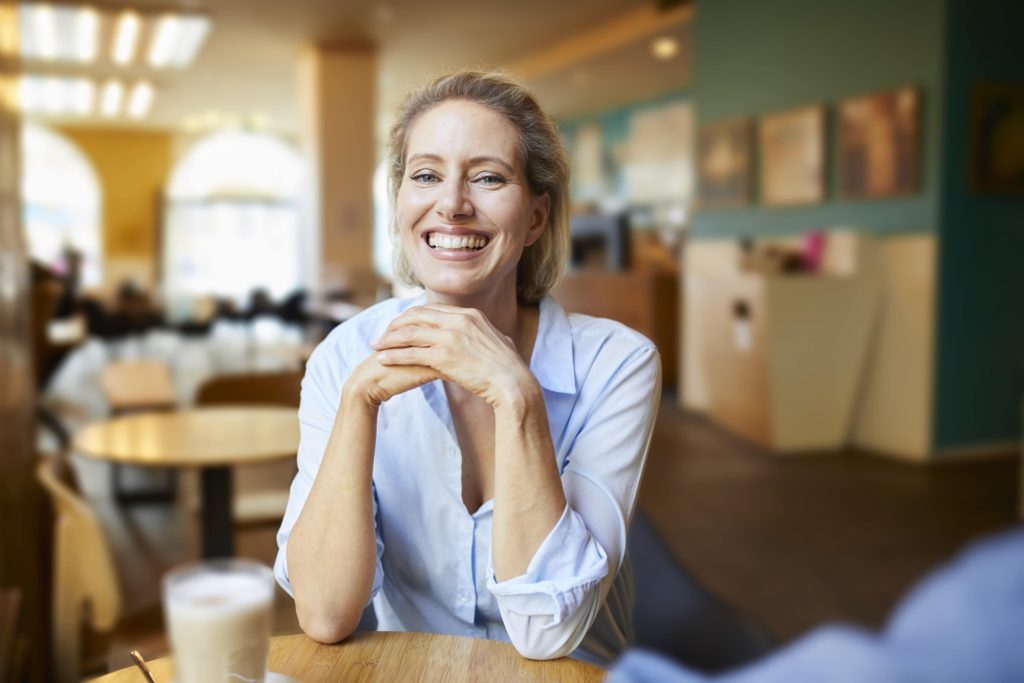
[524,193,550,247]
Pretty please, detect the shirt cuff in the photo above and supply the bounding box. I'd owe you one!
[486,504,609,624]
[274,542,295,597]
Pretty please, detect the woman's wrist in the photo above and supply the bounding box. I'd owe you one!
[341,375,382,414]
[491,371,543,418]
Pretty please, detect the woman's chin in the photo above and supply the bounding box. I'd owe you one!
[417,271,505,301]
[421,279,487,301]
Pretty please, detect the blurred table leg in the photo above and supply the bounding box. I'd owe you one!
[200,467,234,558]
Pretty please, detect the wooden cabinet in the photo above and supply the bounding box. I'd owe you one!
[690,269,880,452]
[552,270,678,389]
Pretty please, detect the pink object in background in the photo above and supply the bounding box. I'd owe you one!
[802,231,826,273]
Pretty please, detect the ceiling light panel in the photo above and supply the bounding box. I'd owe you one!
[171,15,210,68]
[147,14,180,68]
[127,80,154,118]
[100,78,124,117]
[19,75,94,115]
[19,3,101,63]
[16,4,210,69]
[111,10,141,65]
[74,6,99,62]
[71,77,95,114]
[148,13,210,68]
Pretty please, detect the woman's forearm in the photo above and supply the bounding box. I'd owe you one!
[491,377,566,581]
[286,385,380,643]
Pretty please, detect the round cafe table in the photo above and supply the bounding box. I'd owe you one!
[91,632,606,682]
[73,406,299,558]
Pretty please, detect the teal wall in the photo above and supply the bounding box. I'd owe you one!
[691,0,946,239]
[933,0,1024,449]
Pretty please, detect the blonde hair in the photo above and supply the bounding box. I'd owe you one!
[387,70,570,303]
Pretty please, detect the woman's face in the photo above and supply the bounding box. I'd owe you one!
[396,99,549,301]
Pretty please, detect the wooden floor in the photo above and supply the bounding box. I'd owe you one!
[640,399,1019,643]
[73,396,1020,667]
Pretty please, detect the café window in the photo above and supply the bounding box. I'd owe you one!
[20,123,102,286]
[163,130,302,308]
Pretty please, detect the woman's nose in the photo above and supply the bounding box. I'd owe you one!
[434,180,474,221]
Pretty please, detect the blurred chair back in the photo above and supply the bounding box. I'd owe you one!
[36,457,120,683]
[196,371,302,524]
[99,359,178,501]
[628,510,775,673]
[99,359,177,413]
[195,370,301,408]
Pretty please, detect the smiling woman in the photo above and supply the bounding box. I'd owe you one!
[387,72,570,305]
[275,71,661,665]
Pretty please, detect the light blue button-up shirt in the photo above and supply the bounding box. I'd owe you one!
[275,294,661,663]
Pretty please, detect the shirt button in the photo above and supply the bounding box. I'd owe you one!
[458,590,471,602]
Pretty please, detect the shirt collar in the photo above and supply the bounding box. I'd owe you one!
[530,296,577,395]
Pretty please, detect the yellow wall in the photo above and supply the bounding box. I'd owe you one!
[59,126,173,292]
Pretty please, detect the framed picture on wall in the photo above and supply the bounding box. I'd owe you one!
[838,86,920,199]
[759,105,826,206]
[697,118,753,210]
[970,83,1024,195]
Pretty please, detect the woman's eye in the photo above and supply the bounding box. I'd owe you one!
[475,174,506,186]
[410,172,439,184]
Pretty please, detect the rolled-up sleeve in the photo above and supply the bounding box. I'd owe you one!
[274,341,385,607]
[487,341,662,659]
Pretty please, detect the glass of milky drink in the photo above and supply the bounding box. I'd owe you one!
[163,559,275,683]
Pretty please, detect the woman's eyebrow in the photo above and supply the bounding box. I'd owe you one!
[407,153,515,173]
[468,156,515,173]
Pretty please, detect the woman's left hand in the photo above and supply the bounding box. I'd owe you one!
[371,304,536,408]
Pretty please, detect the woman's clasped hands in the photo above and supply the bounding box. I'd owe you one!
[360,303,536,409]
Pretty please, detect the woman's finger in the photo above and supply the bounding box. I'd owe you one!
[373,324,450,350]
[376,345,445,369]
[384,304,486,336]
[366,362,442,404]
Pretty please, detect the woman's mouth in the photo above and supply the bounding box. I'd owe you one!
[425,232,490,251]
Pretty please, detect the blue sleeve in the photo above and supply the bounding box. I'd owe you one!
[880,529,1024,682]
[486,343,661,659]
[610,529,1024,683]
[274,338,385,607]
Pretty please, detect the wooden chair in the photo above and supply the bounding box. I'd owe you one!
[36,456,166,682]
[36,456,118,683]
[195,371,302,525]
[99,359,178,502]
[628,509,775,673]
[99,359,177,414]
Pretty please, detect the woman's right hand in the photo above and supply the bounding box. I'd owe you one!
[345,353,441,407]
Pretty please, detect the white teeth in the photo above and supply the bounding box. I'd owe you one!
[427,233,489,250]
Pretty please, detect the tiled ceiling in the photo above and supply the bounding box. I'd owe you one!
[16,0,690,133]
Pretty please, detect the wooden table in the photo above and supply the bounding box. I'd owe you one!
[91,632,605,682]
[73,406,299,558]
